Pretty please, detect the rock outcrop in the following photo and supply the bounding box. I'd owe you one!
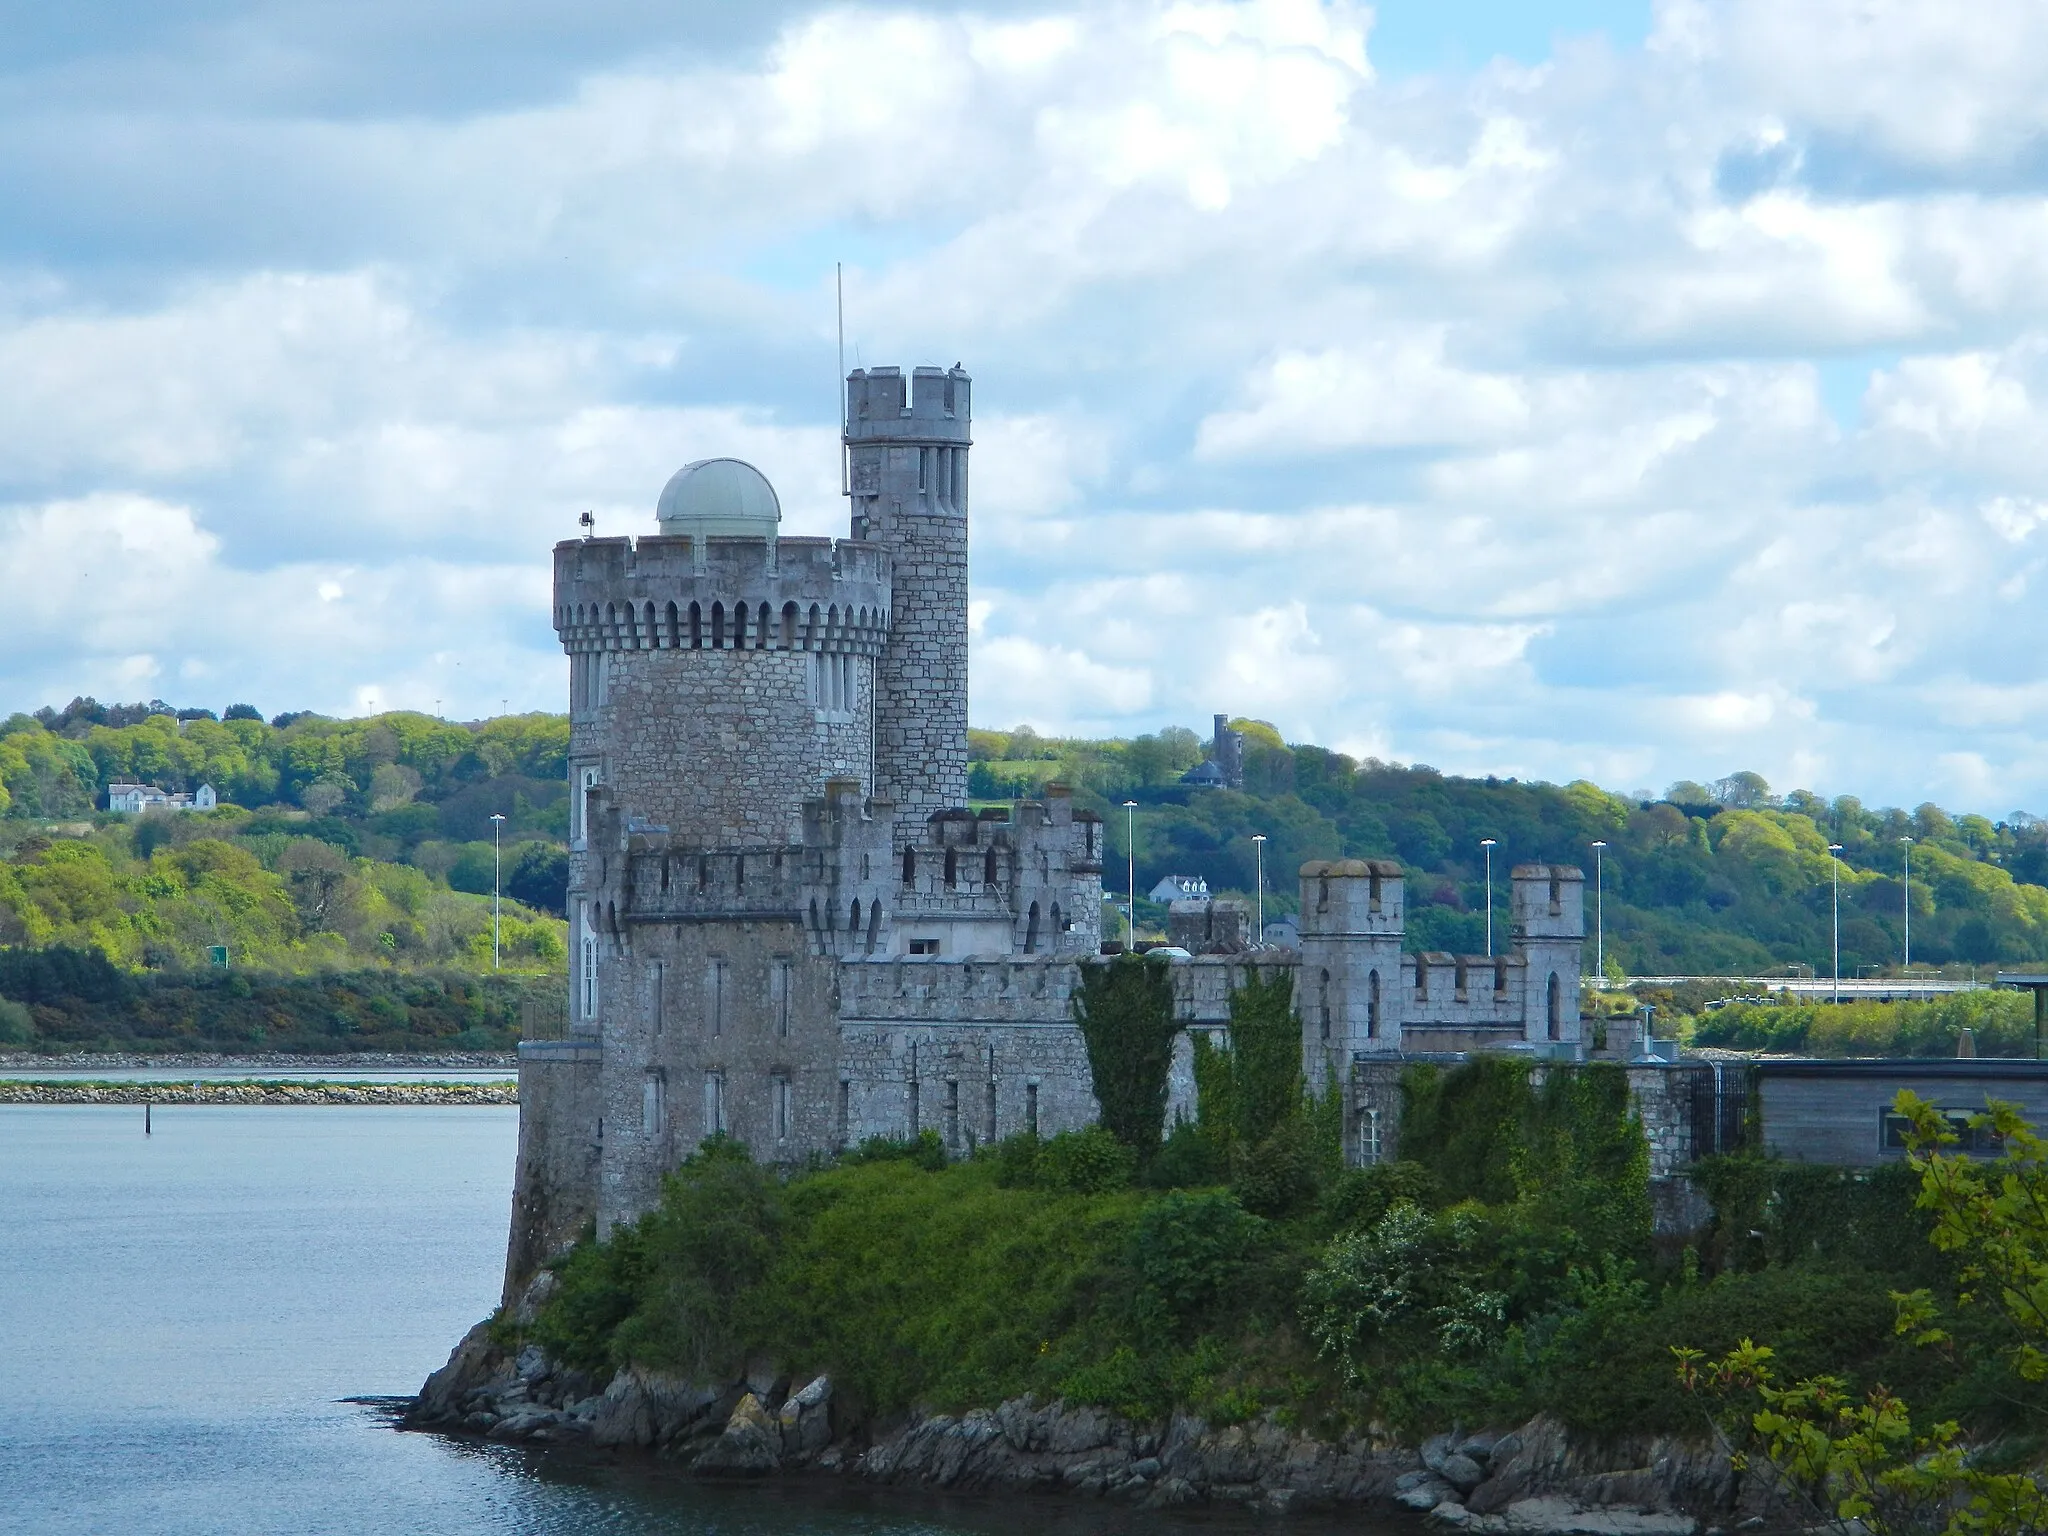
[405,1336,1779,1534]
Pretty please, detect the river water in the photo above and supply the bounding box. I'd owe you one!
[0,1105,1332,1536]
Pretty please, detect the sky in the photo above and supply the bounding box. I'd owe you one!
[5,0,2048,815]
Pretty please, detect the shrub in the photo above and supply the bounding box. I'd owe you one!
[1035,1125,1136,1193]
[1147,1118,1227,1187]
[0,996,30,1044]
[1132,1190,1264,1339]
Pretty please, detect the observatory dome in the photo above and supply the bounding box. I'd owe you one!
[655,458,782,538]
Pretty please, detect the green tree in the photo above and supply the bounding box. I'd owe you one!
[1071,954,1181,1163]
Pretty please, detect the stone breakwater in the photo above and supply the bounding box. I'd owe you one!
[0,1051,515,1072]
[0,1080,516,1106]
[405,1320,1777,1534]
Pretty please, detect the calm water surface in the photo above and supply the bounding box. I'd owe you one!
[0,1106,1331,1536]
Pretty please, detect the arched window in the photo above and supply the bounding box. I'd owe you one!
[1318,875,1330,913]
[689,602,702,649]
[902,847,916,887]
[666,601,680,648]
[1024,901,1040,954]
[1547,972,1562,1040]
[865,901,881,954]
[782,602,799,647]
[711,602,725,649]
[850,898,861,935]
[732,602,747,649]
[758,602,771,647]
[1051,901,1062,935]
[643,602,657,647]
[1367,970,1380,1037]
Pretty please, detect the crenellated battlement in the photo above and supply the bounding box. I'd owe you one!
[553,535,890,656]
[619,841,807,923]
[845,364,972,444]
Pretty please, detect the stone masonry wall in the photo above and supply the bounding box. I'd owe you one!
[507,1038,602,1297]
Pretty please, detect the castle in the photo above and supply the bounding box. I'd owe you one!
[505,364,1586,1291]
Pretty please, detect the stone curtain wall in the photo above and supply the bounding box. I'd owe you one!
[507,1038,602,1298]
[838,1023,1099,1150]
[595,921,838,1233]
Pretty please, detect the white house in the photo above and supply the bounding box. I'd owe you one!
[1147,874,1210,904]
[107,783,219,814]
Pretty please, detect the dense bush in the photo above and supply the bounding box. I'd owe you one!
[0,958,542,1053]
[1691,990,2036,1057]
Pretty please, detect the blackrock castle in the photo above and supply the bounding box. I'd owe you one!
[505,364,1586,1291]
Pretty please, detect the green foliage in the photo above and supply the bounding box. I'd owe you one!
[1694,991,2038,1058]
[1033,1125,1137,1193]
[611,1137,784,1379]
[0,958,539,1053]
[1131,1190,1266,1339]
[1071,955,1181,1161]
[1400,1057,1542,1205]
[0,995,30,1044]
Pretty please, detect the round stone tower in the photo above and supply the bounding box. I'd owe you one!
[553,459,891,848]
[845,364,971,826]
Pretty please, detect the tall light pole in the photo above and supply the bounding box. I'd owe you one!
[1900,835,1914,972]
[1123,800,1138,949]
[1590,840,1607,982]
[1480,838,1497,957]
[1828,843,1843,1003]
[1251,834,1267,944]
[490,813,507,971]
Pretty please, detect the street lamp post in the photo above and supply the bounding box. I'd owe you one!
[1590,840,1607,982]
[1828,843,1843,1003]
[1480,839,1497,957]
[1251,834,1267,944]
[490,813,507,971]
[1123,801,1138,949]
[1901,835,1915,972]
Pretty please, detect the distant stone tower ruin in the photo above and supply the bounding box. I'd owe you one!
[845,365,971,826]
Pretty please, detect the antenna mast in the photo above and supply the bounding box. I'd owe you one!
[837,262,847,498]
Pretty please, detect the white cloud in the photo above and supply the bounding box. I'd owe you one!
[11,1,2048,811]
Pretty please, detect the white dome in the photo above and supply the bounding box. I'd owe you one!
[655,458,782,537]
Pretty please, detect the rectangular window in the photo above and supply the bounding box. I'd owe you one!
[837,1079,851,1148]
[649,962,664,1036]
[774,1076,793,1142]
[908,1078,920,1135]
[770,959,793,1038]
[908,938,939,956]
[1025,1081,1039,1138]
[703,1072,725,1137]
[578,902,598,1019]
[945,1080,960,1148]
[573,764,600,846]
[1360,1107,1383,1166]
[642,1072,665,1138]
[1882,1108,1996,1154]
[704,957,726,1037]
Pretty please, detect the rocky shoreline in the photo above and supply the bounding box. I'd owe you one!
[0,1080,515,1105]
[404,1319,1779,1534]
